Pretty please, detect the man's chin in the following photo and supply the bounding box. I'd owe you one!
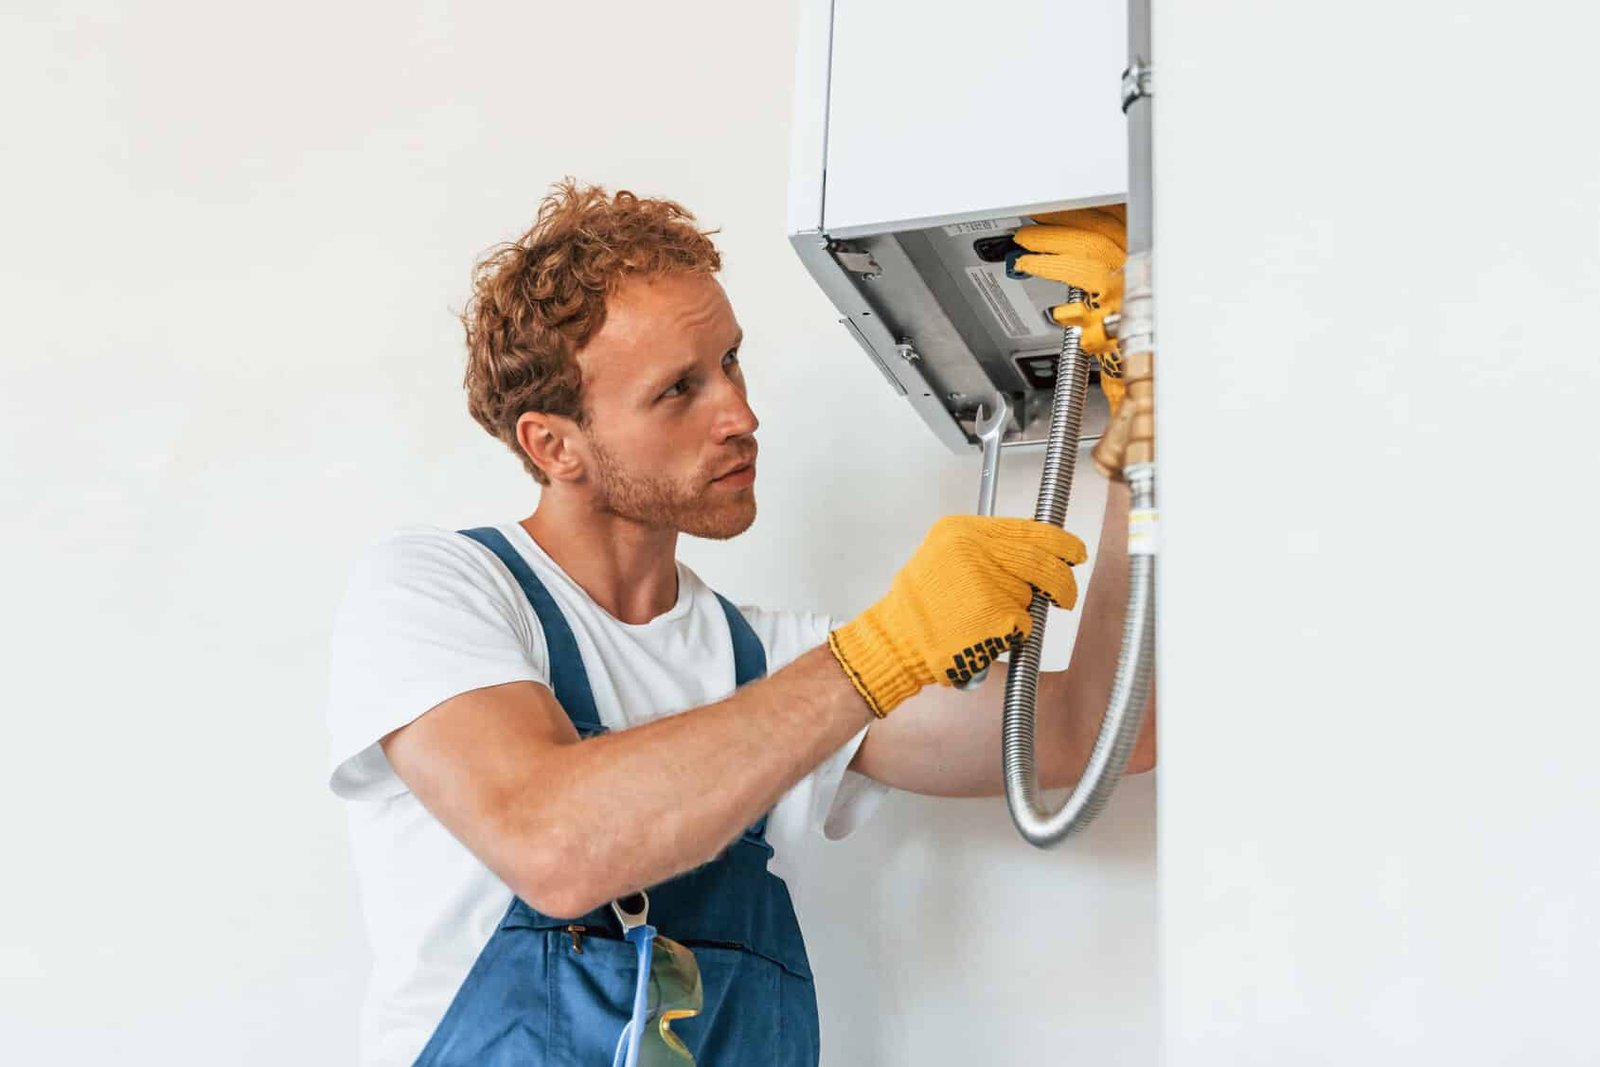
[682,497,757,541]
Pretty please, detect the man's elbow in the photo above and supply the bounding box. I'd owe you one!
[1123,695,1158,775]
[502,830,609,920]
[1123,747,1157,776]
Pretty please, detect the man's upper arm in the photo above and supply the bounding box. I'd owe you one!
[326,528,548,799]
[380,679,579,905]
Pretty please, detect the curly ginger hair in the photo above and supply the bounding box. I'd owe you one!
[460,179,723,484]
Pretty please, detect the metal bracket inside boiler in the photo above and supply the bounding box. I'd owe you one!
[790,207,1115,456]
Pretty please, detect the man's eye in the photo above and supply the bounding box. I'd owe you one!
[724,348,740,366]
[662,379,690,399]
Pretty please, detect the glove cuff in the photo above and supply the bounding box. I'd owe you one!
[827,612,929,718]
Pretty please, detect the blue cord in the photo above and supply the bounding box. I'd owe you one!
[612,924,655,1067]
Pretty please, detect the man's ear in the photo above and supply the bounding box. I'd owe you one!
[516,411,587,484]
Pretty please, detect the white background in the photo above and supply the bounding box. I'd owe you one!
[21,2,1590,1064]
[1157,1,1600,1063]
[1,2,1153,1064]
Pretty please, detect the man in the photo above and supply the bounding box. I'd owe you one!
[327,180,1155,1066]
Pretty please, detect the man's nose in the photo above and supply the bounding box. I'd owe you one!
[713,381,759,440]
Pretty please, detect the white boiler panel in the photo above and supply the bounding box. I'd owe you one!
[791,0,1127,239]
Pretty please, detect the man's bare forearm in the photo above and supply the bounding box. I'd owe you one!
[521,645,872,916]
[1042,482,1129,769]
[1044,478,1156,781]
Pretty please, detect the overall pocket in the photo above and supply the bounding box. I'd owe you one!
[548,935,789,1065]
[653,942,782,1065]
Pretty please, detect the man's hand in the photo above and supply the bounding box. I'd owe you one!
[848,481,1156,796]
[827,516,1086,717]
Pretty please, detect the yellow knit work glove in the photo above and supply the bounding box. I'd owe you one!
[1013,204,1130,417]
[1012,204,1127,302]
[827,516,1087,718]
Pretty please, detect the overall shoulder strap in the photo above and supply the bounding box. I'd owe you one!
[714,594,768,687]
[457,527,605,737]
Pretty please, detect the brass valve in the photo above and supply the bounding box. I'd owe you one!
[1091,347,1154,480]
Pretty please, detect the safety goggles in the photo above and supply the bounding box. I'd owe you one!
[610,892,702,1067]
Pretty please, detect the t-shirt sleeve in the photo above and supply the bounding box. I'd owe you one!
[326,527,548,801]
[740,606,891,840]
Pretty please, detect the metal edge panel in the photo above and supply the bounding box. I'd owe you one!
[785,0,836,238]
[826,193,1126,241]
[839,317,907,396]
[788,229,973,455]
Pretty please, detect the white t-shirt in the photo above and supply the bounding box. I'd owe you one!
[326,522,886,1067]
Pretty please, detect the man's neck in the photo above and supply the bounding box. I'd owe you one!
[520,497,680,626]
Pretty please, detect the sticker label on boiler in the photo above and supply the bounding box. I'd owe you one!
[966,264,1046,340]
[943,217,1021,236]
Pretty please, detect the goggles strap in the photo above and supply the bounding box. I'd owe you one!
[613,923,657,1067]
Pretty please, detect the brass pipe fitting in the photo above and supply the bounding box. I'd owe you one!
[1091,349,1154,478]
[1092,393,1133,480]
[1091,247,1154,481]
[1120,348,1156,468]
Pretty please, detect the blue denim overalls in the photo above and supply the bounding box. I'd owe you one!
[413,527,821,1066]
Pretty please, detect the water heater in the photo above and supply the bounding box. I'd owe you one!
[787,0,1128,453]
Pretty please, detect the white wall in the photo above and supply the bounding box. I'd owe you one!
[0,3,1153,1063]
[1157,2,1600,1063]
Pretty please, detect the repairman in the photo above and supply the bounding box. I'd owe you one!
[325,180,1156,1066]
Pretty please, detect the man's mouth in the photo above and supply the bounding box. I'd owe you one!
[711,450,759,482]
[711,457,757,484]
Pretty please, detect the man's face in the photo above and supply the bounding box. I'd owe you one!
[573,273,759,540]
